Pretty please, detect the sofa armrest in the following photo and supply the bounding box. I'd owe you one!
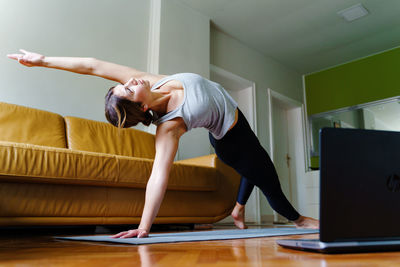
[175,154,217,168]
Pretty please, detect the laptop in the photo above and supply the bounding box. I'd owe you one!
[277,128,400,253]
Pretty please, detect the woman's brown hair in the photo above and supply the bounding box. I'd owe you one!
[105,86,154,128]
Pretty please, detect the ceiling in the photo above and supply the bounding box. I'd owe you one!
[177,0,400,74]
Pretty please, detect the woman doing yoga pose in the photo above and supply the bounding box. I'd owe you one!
[8,49,319,238]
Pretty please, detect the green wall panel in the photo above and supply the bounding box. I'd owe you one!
[305,47,400,115]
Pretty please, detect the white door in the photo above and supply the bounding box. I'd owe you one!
[271,99,292,223]
[268,89,306,224]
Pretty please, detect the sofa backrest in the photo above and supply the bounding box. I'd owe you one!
[0,102,67,148]
[65,116,156,159]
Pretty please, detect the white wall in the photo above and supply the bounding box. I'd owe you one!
[159,0,210,79]
[0,0,149,122]
[211,27,304,219]
[158,0,211,160]
[211,27,303,153]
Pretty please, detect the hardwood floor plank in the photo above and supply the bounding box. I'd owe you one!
[1,226,400,266]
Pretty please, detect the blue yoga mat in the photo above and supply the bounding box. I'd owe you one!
[56,227,318,245]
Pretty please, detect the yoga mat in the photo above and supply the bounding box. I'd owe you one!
[55,227,318,245]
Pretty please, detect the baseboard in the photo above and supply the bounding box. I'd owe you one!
[261,215,274,224]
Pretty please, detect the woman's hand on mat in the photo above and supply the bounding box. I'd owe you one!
[7,49,44,67]
[293,216,319,229]
[111,228,149,239]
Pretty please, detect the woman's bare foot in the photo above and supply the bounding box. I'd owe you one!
[293,215,319,229]
[231,202,248,229]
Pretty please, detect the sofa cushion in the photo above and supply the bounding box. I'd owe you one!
[0,102,66,148]
[0,141,218,192]
[65,116,156,159]
[175,154,217,167]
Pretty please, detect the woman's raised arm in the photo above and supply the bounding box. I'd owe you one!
[7,49,165,86]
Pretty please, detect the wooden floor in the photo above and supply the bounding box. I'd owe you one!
[1,224,400,266]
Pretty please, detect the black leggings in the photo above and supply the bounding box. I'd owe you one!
[209,109,300,221]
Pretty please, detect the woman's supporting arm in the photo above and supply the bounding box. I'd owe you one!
[7,49,165,86]
[111,118,187,238]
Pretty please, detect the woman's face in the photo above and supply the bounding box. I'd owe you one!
[113,78,151,105]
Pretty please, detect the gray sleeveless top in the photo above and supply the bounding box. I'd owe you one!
[151,73,238,140]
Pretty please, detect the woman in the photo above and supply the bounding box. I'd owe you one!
[8,49,319,238]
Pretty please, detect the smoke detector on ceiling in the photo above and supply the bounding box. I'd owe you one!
[337,3,369,22]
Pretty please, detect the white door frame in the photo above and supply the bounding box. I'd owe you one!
[267,88,308,221]
[210,64,261,224]
[267,89,305,163]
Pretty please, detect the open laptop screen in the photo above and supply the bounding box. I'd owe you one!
[319,128,400,242]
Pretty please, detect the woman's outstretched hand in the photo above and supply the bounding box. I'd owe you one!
[111,228,149,239]
[7,49,45,67]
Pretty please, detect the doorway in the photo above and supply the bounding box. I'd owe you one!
[268,89,307,223]
[210,65,261,224]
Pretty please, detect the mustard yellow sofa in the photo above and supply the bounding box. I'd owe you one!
[0,102,240,226]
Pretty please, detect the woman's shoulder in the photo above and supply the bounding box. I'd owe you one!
[167,73,203,79]
[173,73,207,85]
[178,72,203,78]
[151,73,191,85]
